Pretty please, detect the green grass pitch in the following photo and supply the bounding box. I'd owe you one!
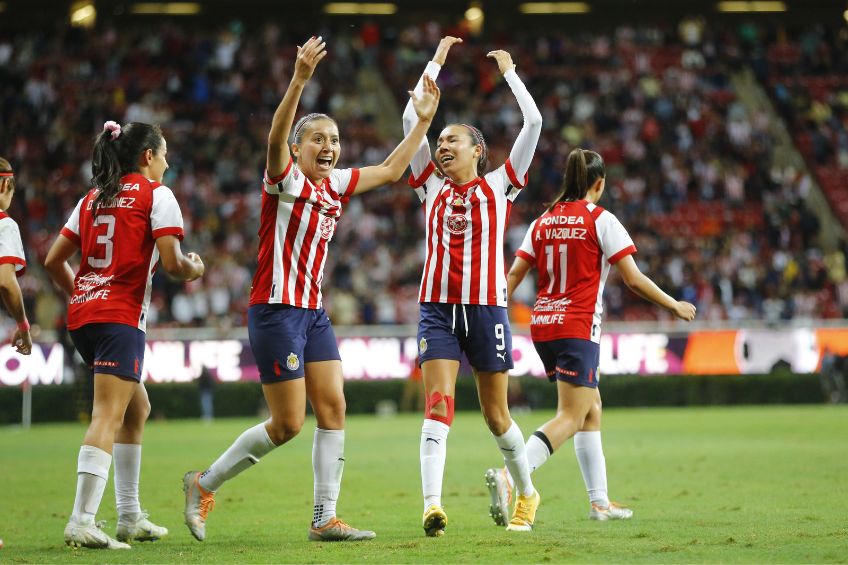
[1,405,846,563]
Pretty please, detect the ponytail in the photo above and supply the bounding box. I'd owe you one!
[91,121,163,211]
[548,148,605,211]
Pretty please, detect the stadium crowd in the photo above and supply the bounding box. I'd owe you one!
[1,19,846,333]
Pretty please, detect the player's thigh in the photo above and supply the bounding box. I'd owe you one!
[262,378,307,437]
[304,360,345,430]
[461,306,513,373]
[417,302,463,368]
[248,304,309,382]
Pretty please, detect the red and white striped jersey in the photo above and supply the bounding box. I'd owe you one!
[0,212,26,277]
[249,158,360,309]
[60,173,184,332]
[516,201,636,343]
[410,161,527,305]
[403,61,542,307]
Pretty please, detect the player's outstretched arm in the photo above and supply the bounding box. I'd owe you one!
[355,75,441,193]
[616,255,697,321]
[43,234,78,296]
[490,50,542,183]
[267,36,327,178]
[0,263,31,355]
[507,256,533,302]
[156,235,204,282]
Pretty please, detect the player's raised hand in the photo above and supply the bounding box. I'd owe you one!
[186,252,205,281]
[673,301,697,322]
[294,36,328,82]
[11,327,32,355]
[487,50,516,75]
[433,36,462,66]
[409,75,441,122]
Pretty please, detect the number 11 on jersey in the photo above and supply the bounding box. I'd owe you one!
[544,243,567,294]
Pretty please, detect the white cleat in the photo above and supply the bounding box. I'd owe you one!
[64,520,131,549]
[484,468,512,527]
[183,471,215,541]
[116,512,169,542]
[589,502,633,521]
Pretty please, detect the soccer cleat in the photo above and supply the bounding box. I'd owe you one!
[422,505,447,537]
[116,512,169,542]
[64,520,131,549]
[589,501,633,521]
[308,517,376,541]
[506,489,540,532]
[485,467,512,527]
[183,471,215,541]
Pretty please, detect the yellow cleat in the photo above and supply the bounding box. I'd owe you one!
[422,505,447,537]
[506,489,540,532]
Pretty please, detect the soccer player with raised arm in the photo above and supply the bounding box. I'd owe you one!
[486,148,696,525]
[402,37,543,535]
[182,36,440,542]
[44,121,205,549]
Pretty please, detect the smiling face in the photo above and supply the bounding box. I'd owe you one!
[292,118,340,183]
[436,125,482,182]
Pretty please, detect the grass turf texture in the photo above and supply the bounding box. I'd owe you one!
[1,405,846,563]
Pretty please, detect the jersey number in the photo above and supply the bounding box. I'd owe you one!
[88,214,115,269]
[544,244,568,294]
[495,323,505,351]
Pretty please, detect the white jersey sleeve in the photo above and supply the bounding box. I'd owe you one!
[329,167,361,198]
[403,60,441,180]
[151,185,185,240]
[503,68,542,190]
[264,158,301,196]
[0,216,26,275]
[60,196,85,245]
[595,209,637,264]
[516,220,537,262]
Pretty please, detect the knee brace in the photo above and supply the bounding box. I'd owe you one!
[424,391,455,426]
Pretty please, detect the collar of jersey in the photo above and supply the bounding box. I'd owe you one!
[446,176,480,193]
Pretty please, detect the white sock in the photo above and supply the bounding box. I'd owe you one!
[494,420,535,497]
[504,431,553,490]
[420,419,449,512]
[113,443,142,522]
[574,431,609,507]
[312,428,345,528]
[71,445,112,525]
[199,423,276,492]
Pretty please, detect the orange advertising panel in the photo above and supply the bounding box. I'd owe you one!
[682,330,739,375]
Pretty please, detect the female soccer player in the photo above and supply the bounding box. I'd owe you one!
[402,37,543,535]
[486,148,697,525]
[182,36,440,542]
[0,157,32,357]
[44,121,205,549]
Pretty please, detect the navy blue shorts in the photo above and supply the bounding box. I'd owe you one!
[248,303,341,383]
[417,303,513,372]
[69,323,145,382]
[534,338,600,388]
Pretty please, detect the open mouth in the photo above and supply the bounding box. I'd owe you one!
[317,156,333,170]
[439,155,454,165]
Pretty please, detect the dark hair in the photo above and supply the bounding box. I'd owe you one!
[290,113,338,155]
[0,157,15,192]
[548,148,605,211]
[91,122,163,211]
[434,124,489,178]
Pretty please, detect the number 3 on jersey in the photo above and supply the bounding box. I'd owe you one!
[88,214,115,268]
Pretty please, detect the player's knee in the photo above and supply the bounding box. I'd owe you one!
[91,409,125,433]
[424,391,455,426]
[267,415,304,444]
[481,406,511,436]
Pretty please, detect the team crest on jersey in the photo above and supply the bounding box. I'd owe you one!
[447,213,468,235]
[286,352,300,371]
[319,216,336,240]
[419,337,428,354]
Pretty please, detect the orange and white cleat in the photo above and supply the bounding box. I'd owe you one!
[589,501,633,521]
[182,471,215,541]
[308,517,376,541]
[484,468,512,527]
